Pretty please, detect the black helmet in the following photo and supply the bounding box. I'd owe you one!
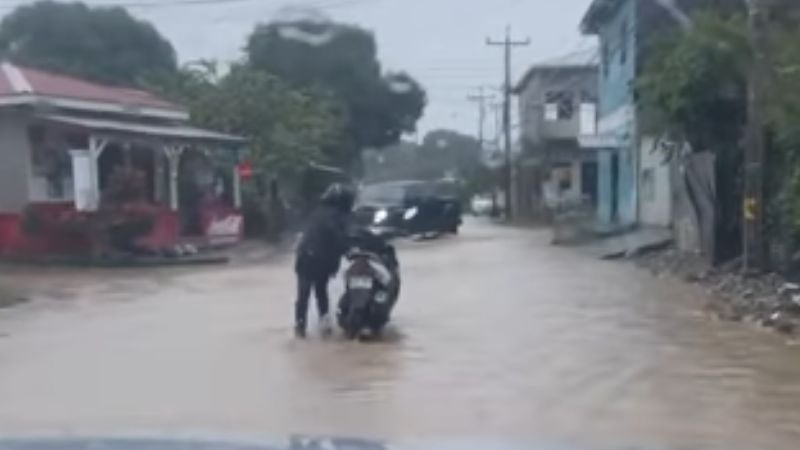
[320,183,355,212]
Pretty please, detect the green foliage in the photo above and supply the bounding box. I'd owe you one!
[765,26,800,231]
[637,11,752,259]
[638,5,800,261]
[637,12,749,154]
[363,129,488,195]
[419,129,484,179]
[0,1,177,85]
[150,62,346,185]
[245,20,426,156]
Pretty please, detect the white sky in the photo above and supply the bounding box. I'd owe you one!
[0,0,597,139]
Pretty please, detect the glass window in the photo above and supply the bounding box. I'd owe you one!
[27,125,73,199]
[620,19,629,64]
[544,91,574,121]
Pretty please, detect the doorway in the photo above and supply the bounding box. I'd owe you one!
[610,152,620,223]
[580,160,598,206]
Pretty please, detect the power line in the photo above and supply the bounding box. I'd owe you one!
[0,0,379,11]
[0,0,253,10]
[466,86,496,147]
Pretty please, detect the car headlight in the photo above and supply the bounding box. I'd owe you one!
[403,206,418,221]
[374,209,389,224]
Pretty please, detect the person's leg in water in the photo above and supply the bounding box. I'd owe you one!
[294,274,313,338]
[313,276,332,335]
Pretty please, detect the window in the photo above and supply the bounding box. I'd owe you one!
[544,91,574,121]
[28,125,73,199]
[620,19,629,64]
[601,40,610,77]
[552,163,573,192]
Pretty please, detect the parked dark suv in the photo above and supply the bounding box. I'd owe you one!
[355,180,462,237]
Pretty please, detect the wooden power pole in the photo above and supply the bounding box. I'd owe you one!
[487,27,530,219]
[743,0,768,273]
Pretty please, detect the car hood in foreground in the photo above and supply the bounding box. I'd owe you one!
[0,437,597,450]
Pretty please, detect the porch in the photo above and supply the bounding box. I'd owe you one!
[0,113,246,258]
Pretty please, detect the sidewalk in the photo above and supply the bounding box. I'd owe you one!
[580,226,673,259]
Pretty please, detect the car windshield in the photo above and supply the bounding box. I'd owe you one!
[359,182,430,204]
[358,184,408,205]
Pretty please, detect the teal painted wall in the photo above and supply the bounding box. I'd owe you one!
[590,0,638,226]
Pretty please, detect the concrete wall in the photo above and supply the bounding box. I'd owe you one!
[639,137,672,226]
[518,66,598,144]
[0,112,32,212]
[543,159,583,206]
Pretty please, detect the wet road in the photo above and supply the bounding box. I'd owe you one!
[1,221,800,449]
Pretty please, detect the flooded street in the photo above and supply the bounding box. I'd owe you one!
[1,221,800,449]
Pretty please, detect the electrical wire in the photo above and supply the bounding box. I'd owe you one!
[0,0,380,11]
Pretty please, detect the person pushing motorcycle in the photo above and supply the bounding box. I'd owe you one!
[293,183,356,338]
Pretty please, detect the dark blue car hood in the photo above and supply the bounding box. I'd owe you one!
[0,437,600,450]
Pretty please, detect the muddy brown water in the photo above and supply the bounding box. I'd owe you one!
[0,221,799,450]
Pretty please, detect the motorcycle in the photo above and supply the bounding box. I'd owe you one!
[337,229,401,340]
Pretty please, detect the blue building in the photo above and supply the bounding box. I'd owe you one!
[579,0,687,229]
[580,0,638,228]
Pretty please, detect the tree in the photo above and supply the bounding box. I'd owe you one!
[149,62,346,198]
[0,1,177,85]
[637,4,800,265]
[415,129,483,180]
[638,12,750,154]
[245,19,426,163]
[637,12,751,261]
[362,129,488,198]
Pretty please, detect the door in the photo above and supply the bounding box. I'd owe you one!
[610,152,620,222]
[581,161,598,206]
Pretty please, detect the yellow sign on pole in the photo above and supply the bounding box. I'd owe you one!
[744,197,758,221]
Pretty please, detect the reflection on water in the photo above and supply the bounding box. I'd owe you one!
[0,222,799,450]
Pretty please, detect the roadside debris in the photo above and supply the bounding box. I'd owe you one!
[0,285,28,309]
[636,247,800,336]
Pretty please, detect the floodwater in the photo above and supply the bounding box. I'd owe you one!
[1,221,800,450]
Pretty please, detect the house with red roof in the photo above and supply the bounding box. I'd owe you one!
[0,61,246,258]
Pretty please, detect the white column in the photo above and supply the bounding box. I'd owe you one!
[69,150,92,211]
[164,145,185,211]
[87,136,108,211]
[232,165,242,209]
[154,151,165,204]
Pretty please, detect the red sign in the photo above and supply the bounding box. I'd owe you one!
[238,161,254,178]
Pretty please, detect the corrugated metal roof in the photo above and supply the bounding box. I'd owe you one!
[38,114,245,145]
[0,61,183,113]
[514,47,598,92]
[531,47,599,69]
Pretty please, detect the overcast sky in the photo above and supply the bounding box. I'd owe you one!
[1,0,597,139]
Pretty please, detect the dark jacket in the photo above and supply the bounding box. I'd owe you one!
[295,205,350,279]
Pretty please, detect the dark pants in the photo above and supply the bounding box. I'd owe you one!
[294,274,331,330]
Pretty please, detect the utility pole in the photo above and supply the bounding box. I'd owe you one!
[743,0,768,273]
[487,27,530,219]
[490,101,502,150]
[467,87,494,147]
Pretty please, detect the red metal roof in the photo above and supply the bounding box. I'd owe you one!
[0,61,181,112]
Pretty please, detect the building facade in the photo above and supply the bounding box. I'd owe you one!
[580,0,639,228]
[514,53,599,220]
[0,61,245,256]
[580,0,679,229]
